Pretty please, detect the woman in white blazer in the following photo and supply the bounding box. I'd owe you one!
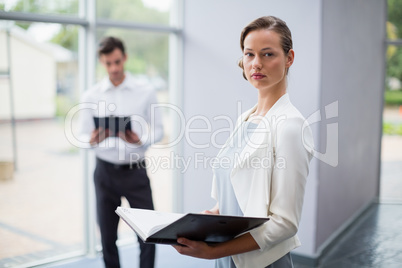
[173,16,314,268]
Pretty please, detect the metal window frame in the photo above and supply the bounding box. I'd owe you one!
[386,39,402,46]
[0,10,88,25]
[0,0,183,266]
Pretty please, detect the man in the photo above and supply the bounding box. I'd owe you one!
[79,36,164,268]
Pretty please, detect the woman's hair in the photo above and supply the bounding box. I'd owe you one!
[98,36,126,58]
[238,16,293,80]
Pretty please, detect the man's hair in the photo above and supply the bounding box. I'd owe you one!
[98,36,126,57]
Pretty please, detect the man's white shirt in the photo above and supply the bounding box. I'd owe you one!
[78,73,164,164]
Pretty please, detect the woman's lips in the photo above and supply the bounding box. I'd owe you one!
[251,73,266,80]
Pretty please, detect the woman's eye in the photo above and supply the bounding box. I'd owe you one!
[245,53,254,57]
[264,53,273,57]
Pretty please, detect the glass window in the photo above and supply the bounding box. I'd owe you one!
[381,45,402,201]
[0,20,83,267]
[387,0,402,40]
[386,45,402,93]
[0,0,79,16]
[95,28,173,241]
[382,0,402,201]
[96,0,172,25]
[96,28,169,82]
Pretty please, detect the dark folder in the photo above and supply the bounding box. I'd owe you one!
[116,206,269,245]
[147,213,269,245]
[93,116,132,136]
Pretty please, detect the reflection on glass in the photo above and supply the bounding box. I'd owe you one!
[1,0,79,16]
[0,20,83,267]
[96,0,172,25]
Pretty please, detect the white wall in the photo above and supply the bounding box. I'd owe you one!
[316,0,386,251]
[182,0,322,256]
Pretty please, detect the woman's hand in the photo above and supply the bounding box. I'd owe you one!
[201,202,220,215]
[172,238,217,259]
[172,233,260,260]
[201,209,218,215]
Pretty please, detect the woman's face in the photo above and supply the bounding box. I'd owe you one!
[242,29,294,92]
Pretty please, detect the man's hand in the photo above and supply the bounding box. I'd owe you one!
[118,130,141,144]
[90,128,109,146]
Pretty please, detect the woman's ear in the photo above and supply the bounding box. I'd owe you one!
[286,49,295,68]
[238,57,248,81]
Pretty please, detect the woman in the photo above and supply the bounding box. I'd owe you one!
[173,16,314,268]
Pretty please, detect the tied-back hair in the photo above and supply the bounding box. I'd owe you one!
[238,16,293,80]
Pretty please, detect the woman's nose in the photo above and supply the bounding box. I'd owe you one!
[252,56,262,69]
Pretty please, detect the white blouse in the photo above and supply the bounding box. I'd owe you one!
[211,93,314,267]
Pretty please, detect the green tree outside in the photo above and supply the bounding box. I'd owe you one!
[386,0,402,106]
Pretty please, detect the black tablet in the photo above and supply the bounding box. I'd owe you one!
[93,116,132,136]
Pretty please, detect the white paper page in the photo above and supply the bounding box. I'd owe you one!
[119,207,184,237]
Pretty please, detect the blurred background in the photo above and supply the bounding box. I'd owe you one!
[0,0,175,266]
[0,0,401,267]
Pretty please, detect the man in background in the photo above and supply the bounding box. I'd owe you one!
[79,36,164,268]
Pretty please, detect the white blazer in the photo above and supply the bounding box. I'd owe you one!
[211,93,314,268]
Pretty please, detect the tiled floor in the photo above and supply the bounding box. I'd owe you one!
[43,244,215,268]
[313,203,402,268]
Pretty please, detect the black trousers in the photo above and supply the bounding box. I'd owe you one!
[94,158,155,268]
